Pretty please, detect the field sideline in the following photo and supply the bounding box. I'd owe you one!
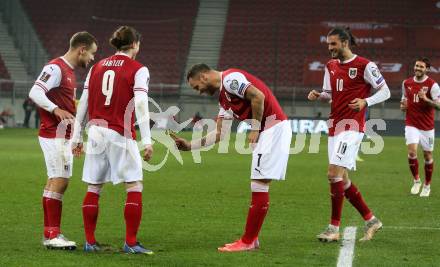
[0,128,439,266]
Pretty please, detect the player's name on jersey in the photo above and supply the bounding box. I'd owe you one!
[102,59,125,67]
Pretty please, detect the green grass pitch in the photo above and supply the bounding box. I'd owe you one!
[0,128,439,266]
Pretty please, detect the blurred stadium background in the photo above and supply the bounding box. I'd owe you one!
[1,0,440,129]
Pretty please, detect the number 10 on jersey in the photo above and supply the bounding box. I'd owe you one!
[336,79,343,91]
[102,70,115,106]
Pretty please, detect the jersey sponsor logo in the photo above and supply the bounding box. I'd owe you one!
[349,68,357,79]
[422,86,429,93]
[230,79,239,91]
[39,72,51,82]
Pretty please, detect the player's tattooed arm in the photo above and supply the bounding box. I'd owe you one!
[245,85,265,131]
[245,85,265,145]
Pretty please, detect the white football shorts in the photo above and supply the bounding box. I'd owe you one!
[405,126,435,151]
[328,130,364,171]
[38,137,73,179]
[251,120,292,180]
[82,125,143,185]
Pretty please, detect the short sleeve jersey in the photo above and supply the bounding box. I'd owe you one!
[218,68,287,131]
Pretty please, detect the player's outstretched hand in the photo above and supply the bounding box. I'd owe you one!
[53,107,75,124]
[174,137,191,151]
[143,144,154,162]
[348,98,367,111]
[167,130,191,151]
[308,90,321,101]
[72,142,83,158]
[400,99,408,111]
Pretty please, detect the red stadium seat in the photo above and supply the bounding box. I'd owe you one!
[21,0,198,95]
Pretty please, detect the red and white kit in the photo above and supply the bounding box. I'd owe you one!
[218,68,292,180]
[31,57,77,178]
[75,53,152,184]
[402,76,440,151]
[323,55,387,170]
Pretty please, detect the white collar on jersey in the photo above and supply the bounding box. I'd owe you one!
[115,52,131,58]
[60,56,74,69]
[339,54,357,64]
[413,75,429,83]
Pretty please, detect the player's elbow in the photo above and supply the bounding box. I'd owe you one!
[28,87,38,102]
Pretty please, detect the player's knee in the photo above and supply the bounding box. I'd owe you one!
[87,184,103,195]
[327,169,343,183]
[49,177,69,193]
[328,177,343,183]
[251,180,270,192]
[126,181,143,192]
[423,151,433,161]
[408,151,417,159]
[327,169,339,180]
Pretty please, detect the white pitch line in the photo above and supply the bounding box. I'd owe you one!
[337,227,357,267]
[384,226,440,231]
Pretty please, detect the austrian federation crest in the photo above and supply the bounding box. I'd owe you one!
[348,68,357,79]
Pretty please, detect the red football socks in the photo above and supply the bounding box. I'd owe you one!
[82,192,100,244]
[241,192,270,244]
[330,181,344,227]
[345,182,373,221]
[408,157,420,181]
[46,197,62,239]
[124,192,143,246]
[42,196,49,239]
[425,161,434,185]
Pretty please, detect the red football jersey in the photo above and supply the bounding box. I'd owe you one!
[87,54,148,139]
[403,76,439,130]
[37,58,76,139]
[324,55,386,136]
[218,68,287,131]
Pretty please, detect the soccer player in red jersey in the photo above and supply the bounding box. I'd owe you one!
[400,57,440,197]
[72,26,154,254]
[172,63,292,252]
[29,32,97,249]
[308,27,390,242]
